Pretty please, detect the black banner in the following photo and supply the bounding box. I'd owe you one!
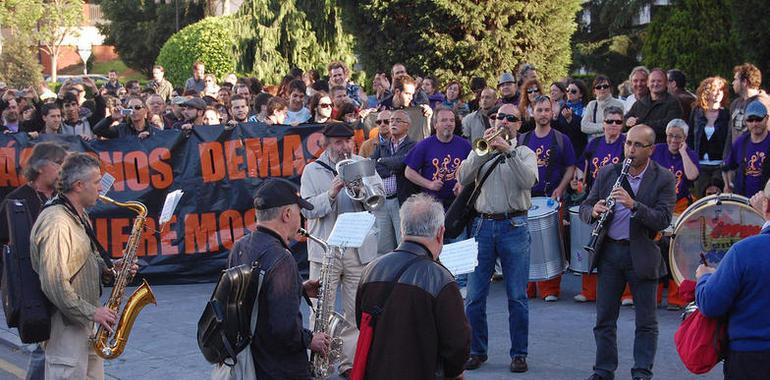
[0,123,364,283]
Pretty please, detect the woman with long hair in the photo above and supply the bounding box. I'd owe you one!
[518,78,544,134]
[688,76,731,197]
[555,79,588,157]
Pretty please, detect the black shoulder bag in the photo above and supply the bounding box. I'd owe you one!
[445,154,505,238]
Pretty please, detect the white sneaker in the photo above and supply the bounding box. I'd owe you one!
[574,294,588,302]
[460,287,467,300]
[544,295,559,302]
[621,298,634,306]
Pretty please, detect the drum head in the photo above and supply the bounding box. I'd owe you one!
[669,194,764,285]
[529,197,559,218]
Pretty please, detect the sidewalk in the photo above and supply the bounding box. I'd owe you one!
[0,275,722,380]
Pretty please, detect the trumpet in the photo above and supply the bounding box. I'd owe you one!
[473,127,510,156]
[335,154,385,211]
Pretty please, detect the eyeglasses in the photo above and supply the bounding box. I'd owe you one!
[666,134,684,140]
[319,103,332,109]
[129,105,144,110]
[527,88,540,94]
[746,116,766,123]
[493,113,520,123]
[375,119,390,125]
[604,119,623,125]
[568,89,579,94]
[624,140,653,149]
[390,118,406,124]
[594,84,610,90]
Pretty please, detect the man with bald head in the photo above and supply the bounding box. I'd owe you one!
[580,124,676,380]
[462,87,498,142]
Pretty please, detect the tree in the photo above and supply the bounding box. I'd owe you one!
[0,1,45,87]
[343,0,582,87]
[641,0,737,89]
[99,0,205,75]
[35,0,83,83]
[732,0,770,87]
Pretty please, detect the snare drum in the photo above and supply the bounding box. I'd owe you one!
[669,194,764,285]
[528,197,566,281]
[568,205,594,273]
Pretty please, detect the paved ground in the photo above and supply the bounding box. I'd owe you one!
[0,273,721,380]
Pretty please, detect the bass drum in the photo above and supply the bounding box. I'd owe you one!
[528,197,567,281]
[669,194,764,285]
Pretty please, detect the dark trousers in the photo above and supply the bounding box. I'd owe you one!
[592,241,658,380]
[724,349,770,380]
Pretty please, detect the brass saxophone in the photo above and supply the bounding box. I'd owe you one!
[298,228,347,379]
[91,195,157,359]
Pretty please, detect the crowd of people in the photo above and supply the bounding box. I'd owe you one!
[2,58,770,380]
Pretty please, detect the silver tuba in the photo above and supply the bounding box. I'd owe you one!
[335,155,385,211]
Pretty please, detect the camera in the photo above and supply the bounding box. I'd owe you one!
[120,108,133,117]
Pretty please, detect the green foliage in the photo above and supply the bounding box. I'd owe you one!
[232,0,356,85]
[98,0,205,75]
[731,0,770,87]
[0,1,44,46]
[156,17,238,87]
[641,0,737,89]
[0,41,44,89]
[343,0,582,88]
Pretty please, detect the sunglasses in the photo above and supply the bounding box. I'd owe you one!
[746,116,766,123]
[604,119,623,125]
[624,140,653,149]
[493,113,520,123]
[319,103,332,109]
[568,89,579,94]
[594,84,610,90]
[375,119,390,125]
[527,88,540,94]
[128,105,144,110]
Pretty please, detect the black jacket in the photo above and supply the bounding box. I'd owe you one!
[370,136,418,204]
[356,241,470,380]
[688,107,729,161]
[228,227,312,380]
[93,116,156,139]
[625,93,683,144]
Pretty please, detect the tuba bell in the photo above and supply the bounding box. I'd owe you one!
[335,155,385,211]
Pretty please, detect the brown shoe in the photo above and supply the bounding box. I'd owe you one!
[464,355,486,370]
[510,356,528,373]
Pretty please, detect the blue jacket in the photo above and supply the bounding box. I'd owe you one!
[696,225,770,351]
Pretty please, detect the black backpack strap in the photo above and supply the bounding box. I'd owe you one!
[314,159,338,176]
[45,195,113,269]
[468,154,505,208]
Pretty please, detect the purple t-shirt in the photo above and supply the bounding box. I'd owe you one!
[582,134,626,184]
[404,135,472,200]
[651,144,700,199]
[522,129,577,196]
[725,133,770,197]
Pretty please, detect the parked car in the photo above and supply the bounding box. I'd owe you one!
[44,74,110,83]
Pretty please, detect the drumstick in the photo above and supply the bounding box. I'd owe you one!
[699,253,709,267]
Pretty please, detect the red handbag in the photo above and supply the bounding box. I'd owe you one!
[674,303,728,374]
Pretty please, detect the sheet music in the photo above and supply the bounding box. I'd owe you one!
[439,238,478,276]
[159,190,184,225]
[99,172,115,196]
[326,212,376,248]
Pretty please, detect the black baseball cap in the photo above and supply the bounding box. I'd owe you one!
[322,123,354,137]
[253,178,314,210]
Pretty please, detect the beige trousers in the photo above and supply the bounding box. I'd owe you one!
[309,247,364,373]
[43,311,104,380]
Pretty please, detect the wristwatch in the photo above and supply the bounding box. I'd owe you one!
[631,201,639,213]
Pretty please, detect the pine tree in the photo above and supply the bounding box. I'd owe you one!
[732,0,770,87]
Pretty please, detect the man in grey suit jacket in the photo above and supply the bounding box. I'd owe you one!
[579,124,676,380]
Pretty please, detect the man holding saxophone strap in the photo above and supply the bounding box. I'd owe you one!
[579,125,676,380]
[458,103,538,373]
[30,153,136,380]
[300,123,380,378]
[228,178,330,379]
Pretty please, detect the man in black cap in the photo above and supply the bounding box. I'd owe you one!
[173,97,207,130]
[300,123,382,378]
[228,178,331,380]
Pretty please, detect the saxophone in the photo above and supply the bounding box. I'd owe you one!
[298,228,347,379]
[91,195,157,359]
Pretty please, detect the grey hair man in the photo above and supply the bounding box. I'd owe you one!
[355,193,470,379]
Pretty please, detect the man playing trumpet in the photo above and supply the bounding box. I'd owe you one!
[458,103,538,373]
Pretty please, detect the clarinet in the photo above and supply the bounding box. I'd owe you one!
[584,158,633,254]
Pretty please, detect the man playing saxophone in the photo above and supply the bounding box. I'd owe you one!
[300,124,381,378]
[30,153,136,380]
[579,125,675,380]
[228,178,330,379]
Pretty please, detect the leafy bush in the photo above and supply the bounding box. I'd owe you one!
[0,41,44,89]
[155,17,237,87]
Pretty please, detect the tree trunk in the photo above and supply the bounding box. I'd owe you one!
[50,49,58,83]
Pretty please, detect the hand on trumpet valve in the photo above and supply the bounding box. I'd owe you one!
[483,127,513,152]
[328,176,345,200]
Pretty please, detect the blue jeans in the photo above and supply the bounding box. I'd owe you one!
[465,216,531,359]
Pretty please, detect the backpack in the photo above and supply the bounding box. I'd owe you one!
[520,129,566,195]
[674,302,728,374]
[197,245,264,366]
[2,199,52,343]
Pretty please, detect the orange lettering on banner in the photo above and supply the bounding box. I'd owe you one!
[140,217,159,256]
[243,208,257,231]
[219,210,244,250]
[305,131,324,158]
[184,212,220,254]
[160,215,179,255]
[353,129,365,154]
[98,151,125,191]
[0,146,19,187]
[224,140,246,180]
[123,151,150,191]
[243,137,281,178]
[199,141,225,183]
[282,134,305,176]
[110,218,131,258]
[149,148,173,189]
[18,147,33,183]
